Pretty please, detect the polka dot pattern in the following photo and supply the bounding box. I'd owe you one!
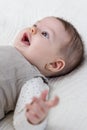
[14,77,49,115]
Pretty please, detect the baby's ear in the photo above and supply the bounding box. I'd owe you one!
[45,59,65,73]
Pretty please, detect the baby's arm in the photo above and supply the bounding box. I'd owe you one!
[13,77,59,130]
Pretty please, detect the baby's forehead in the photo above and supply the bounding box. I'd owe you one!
[36,17,65,32]
[37,16,59,24]
[35,17,70,44]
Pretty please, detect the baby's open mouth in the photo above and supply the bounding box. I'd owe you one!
[21,33,30,46]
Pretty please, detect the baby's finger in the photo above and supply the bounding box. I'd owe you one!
[31,100,45,119]
[40,89,49,101]
[36,98,49,114]
[46,96,59,108]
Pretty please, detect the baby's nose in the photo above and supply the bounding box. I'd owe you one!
[30,26,37,35]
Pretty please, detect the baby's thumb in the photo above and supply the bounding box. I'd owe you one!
[47,96,59,108]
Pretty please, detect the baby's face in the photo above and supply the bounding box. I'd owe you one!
[14,17,69,74]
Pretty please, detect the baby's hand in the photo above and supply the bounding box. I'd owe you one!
[25,90,59,125]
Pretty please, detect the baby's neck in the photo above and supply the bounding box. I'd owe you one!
[37,66,52,77]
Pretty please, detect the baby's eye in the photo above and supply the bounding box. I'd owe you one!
[41,31,49,39]
[33,24,37,27]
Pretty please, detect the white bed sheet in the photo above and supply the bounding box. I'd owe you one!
[0,0,87,130]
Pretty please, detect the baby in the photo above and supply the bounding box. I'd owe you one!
[0,16,84,130]
[14,16,84,77]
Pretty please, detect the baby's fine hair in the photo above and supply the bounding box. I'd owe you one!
[53,17,84,77]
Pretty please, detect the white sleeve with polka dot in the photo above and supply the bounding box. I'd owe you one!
[13,77,49,130]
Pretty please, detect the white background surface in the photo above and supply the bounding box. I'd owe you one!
[0,0,87,49]
[0,0,87,130]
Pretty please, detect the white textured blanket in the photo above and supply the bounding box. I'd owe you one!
[0,0,87,130]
